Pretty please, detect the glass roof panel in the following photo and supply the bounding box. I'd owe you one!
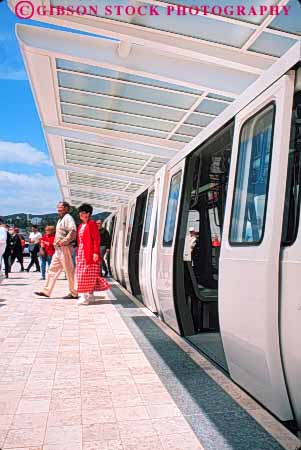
[61,104,175,132]
[159,0,279,25]
[65,141,149,161]
[196,99,228,115]
[63,114,170,138]
[58,72,195,109]
[59,89,185,121]
[170,135,191,143]
[56,58,203,95]
[66,152,145,172]
[66,148,146,167]
[69,172,129,190]
[51,0,253,47]
[207,93,234,102]
[177,124,201,137]
[249,32,297,57]
[185,113,215,127]
[268,0,301,35]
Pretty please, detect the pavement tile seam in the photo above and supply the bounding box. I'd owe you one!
[0,271,300,450]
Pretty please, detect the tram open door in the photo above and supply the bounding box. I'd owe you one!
[219,73,295,422]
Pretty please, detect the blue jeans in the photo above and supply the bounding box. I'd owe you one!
[40,255,52,279]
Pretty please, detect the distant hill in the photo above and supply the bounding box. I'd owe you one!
[2,211,110,227]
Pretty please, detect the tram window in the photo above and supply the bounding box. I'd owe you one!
[163,171,182,247]
[142,190,155,247]
[126,204,135,247]
[282,92,301,245]
[230,103,275,245]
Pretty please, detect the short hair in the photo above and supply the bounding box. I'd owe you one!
[45,225,55,235]
[78,203,93,215]
[31,224,38,229]
[58,201,70,210]
[14,227,19,233]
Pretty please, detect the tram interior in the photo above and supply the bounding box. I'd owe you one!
[182,123,234,370]
[128,190,148,301]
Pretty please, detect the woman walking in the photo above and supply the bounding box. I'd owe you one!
[76,203,109,305]
[40,225,55,280]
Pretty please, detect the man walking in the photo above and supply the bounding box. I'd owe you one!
[35,201,78,299]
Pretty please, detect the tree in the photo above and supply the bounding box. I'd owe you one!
[69,205,80,225]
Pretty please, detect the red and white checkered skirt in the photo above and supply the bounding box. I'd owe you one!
[76,241,109,294]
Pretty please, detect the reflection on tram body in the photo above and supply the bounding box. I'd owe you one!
[104,60,301,433]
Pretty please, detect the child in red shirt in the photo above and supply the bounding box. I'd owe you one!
[40,225,55,280]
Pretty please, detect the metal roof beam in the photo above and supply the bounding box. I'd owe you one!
[70,196,121,209]
[56,163,152,185]
[45,126,179,158]
[62,184,131,199]
[16,25,258,97]
[12,9,275,71]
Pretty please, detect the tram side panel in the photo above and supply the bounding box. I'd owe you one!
[155,159,188,335]
[219,73,295,421]
[150,167,167,320]
[139,167,168,314]
[108,215,118,281]
[139,186,157,312]
[111,210,122,284]
[280,77,301,429]
[123,200,136,293]
[115,206,127,287]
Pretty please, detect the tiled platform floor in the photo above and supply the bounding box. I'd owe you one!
[0,268,300,450]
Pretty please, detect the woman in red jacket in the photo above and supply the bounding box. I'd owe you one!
[76,203,109,305]
[40,225,55,280]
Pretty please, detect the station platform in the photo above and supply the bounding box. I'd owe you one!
[0,270,300,450]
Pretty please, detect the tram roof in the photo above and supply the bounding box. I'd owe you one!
[12,0,301,211]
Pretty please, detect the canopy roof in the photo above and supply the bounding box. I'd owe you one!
[12,0,301,211]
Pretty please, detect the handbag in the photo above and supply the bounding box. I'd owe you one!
[39,247,46,258]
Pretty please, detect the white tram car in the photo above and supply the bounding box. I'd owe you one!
[105,44,301,431]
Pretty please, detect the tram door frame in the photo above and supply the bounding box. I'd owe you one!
[128,189,148,297]
[124,200,136,293]
[156,159,189,334]
[139,185,157,312]
[108,215,117,280]
[280,77,301,429]
[219,73,295,421]
[151,167,166,319]
[113,207,127,286]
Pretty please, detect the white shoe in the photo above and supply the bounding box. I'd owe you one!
[77,294,90,305]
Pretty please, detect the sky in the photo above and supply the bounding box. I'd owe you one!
[0,3,62,216]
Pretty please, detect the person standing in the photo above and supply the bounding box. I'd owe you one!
[10,228,24,272]
[2,224,11,278]
[26,225,42,272]
[35,201,77,299]
[0,218,7,284]
[76,204,109,305]
[39,225,55,280]
[96,219,111,277]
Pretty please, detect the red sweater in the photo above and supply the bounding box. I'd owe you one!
[78,220,101,264]
[40,234,55,257]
